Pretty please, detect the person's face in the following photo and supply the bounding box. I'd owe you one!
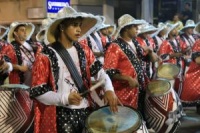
[127,24,138,38]
[173,15,179,21]
[185,27,194,35]
[14,26,27,41]
[159,29,167,37]
[170,28,178,37]
[62,18,82,42]
[185,4,190,10]
[100,28,108,36]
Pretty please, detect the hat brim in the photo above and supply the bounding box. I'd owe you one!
[45,13,100,44]
[7,23,35,43]
[0,26,9,40]
[181,25,195,31]
[115,19,146,38]
[194,22,200,34]
[138,27,158,35]
[166,23,179,37]
[151,26,166,37]
[36,28,46,42]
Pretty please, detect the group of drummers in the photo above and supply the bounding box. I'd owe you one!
[0,4,200,133]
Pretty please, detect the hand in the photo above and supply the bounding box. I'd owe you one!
[126,77,139,88]
[104,91,118,113]
[174,53,183,58]
[68,92,83,106]
[0,60,9,72]
[13,64,28,72]
[141,45,153,54]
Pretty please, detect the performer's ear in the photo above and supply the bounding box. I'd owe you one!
[59,25,64,31]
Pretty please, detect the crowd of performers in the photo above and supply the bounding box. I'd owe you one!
[0,5,200,133]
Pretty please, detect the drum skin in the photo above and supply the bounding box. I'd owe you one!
[144,80,180,133]
[0,85,33,133]
[86,106,142,133]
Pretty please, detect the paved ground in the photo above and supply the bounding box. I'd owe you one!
[176,107,200,133]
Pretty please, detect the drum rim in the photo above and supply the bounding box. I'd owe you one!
[147,79,171,97]
[157,63,180,80]
[86,105,142,133]
[0,84,30,91]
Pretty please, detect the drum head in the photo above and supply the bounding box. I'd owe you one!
[0,84,30,91]
[157,63,180,80]
[147,80,171,96]
[86,106,142,133]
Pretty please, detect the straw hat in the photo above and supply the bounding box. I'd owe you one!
[45,6,100,44]
[181,19,196,31]
[138,24,158,35]
[151,22,167,37]
[194,21,200,34]
[96,15,106,24]
[7,22,35,43]
[0,25,9,40]
[36,18,53,43]
[115,14,146,38]
[165,23,179,37]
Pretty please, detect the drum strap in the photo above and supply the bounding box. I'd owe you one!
[90,32,104,52]
[51,42,88,96]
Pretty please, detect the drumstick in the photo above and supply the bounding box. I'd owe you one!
[80,79,105,96]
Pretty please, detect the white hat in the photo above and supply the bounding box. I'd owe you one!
[96,15,106,24]
[7,22,35,43]
[0,25,9,40]
[138,24,158,35]
[181,19,196,31]
[165,23,179,37]
[45,6,100,44]
[194,21,200,34]
[151,22,167,37]
[96,23,114,31]
[36,18,53,43]
[115,14,146,38]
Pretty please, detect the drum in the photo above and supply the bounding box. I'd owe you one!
[0,84,34,133]
[145,79,181,133]
[86,105,148,133]
[157,63,180,80]
[157,63,181,93]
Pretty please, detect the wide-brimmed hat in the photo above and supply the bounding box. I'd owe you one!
[0,25,9,40]
[7,22,35,43]
[194,21,200,34]
[165,23,179,37]
[45,6,100,44]
[138,24,158,35]
[151,22,167,37]
[36,18,53,43]
[115,14,146,38]
[181,19,196,31]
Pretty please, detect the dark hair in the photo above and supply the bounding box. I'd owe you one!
[13,24,26,37]
[185,2,190,7]
[54,17,83,40]
[119,24,134,36]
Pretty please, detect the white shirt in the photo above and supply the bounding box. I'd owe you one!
[20,41,35,86]
[36,46,114,109]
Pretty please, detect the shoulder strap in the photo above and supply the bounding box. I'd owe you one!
[90,32,104,52]
[51,42,87,95]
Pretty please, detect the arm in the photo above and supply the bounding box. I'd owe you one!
[30,54,70,106]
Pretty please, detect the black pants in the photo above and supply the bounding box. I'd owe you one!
[56,107,91,133]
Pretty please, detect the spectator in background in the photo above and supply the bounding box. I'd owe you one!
[170,13,184,31]
[181,2,193,25]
